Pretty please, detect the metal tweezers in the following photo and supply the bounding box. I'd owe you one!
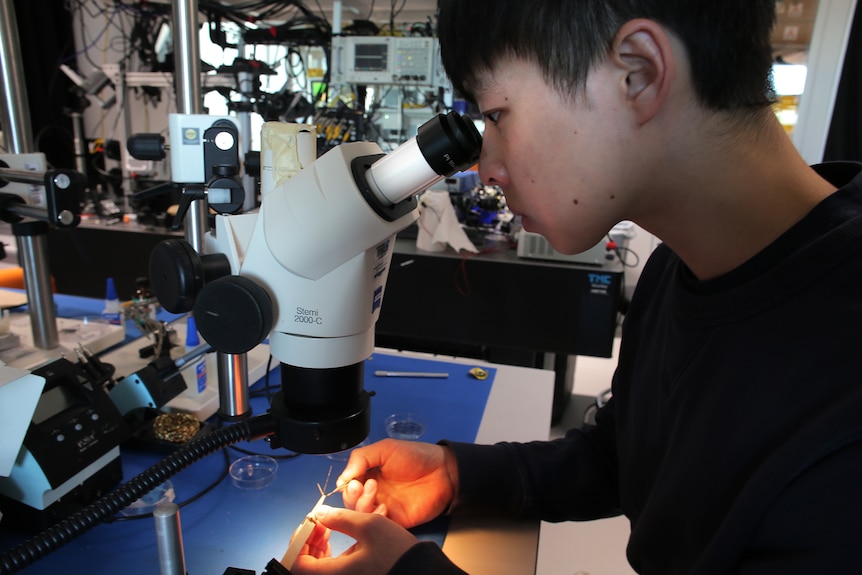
[281,467,350,569]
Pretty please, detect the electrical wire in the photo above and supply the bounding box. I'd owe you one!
[606,233,640,268]
[106,446,232,522]
[0,414,277,575]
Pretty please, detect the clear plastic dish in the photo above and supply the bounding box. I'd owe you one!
[120,480,175,516]
[384,413,427,440]
[229,455,278,489]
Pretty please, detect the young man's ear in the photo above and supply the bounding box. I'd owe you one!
[611,19,675,125]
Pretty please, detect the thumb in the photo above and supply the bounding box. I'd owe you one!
[312,505,371,540]
[313,505,420,566]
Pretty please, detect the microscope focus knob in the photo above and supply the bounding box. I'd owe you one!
[127,133,166,161]
[192,275,274,355]
[149,239,231,314]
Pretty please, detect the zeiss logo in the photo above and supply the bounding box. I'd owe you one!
[588,273,612,285]
[372,286,383,313]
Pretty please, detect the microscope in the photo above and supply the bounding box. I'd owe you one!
[148,111,481,454]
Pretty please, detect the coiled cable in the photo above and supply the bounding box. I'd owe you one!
[0,413,277,575]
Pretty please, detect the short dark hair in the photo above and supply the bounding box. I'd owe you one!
[436,0,776,113]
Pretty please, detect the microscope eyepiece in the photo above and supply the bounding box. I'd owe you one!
[416,111,483,176]
[363,111,482,207]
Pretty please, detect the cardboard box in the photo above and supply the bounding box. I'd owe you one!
[775,0,819,20]
[772,0,819,48]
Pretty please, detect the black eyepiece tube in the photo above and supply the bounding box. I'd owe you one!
[416,111,482,176]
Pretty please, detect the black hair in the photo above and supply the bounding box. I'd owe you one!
[436,0,777,113]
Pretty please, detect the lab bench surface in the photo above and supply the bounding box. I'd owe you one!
[0,336,554,575]
[2,349,552,575]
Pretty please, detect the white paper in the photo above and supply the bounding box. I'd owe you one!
[416,190,478,254]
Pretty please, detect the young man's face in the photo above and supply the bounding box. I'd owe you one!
[474,57,639,255]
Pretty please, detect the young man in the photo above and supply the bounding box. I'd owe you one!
[289,1,862,573]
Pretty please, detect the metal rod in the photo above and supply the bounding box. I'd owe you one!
[171,0,202,116]
[171,0,209,251]
[0,2,58,349]
[70,112,88,178]
[118,63,133,213]
[153,502,187,575]
[184,198,209,253]
[15,224,59,348]
[4,203,48,221]
[0,0,33,154]
[217,352,251,419]
[0,167,44,185]
[172,0,249,416]
[173,342,212,369]
[236,36,255,213]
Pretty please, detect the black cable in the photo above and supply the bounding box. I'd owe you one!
[249,353,278,401]
[0,414,276,575]
[107,447,232,522]
[606,233,640,268]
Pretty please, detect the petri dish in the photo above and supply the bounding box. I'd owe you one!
[120,480,176,516]
[384,413,427,440]
[229,455,278,489]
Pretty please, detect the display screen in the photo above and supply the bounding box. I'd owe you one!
[32,384,82,425]
[355,44,388,71]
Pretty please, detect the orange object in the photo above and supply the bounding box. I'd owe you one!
[0,267,56,292]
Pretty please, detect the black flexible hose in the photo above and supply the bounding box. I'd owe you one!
[0,413,277,575]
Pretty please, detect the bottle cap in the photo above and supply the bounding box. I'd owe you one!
[105,277,118,301]
[186,314,200,347]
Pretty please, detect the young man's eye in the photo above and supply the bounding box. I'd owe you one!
[483,111,501,124]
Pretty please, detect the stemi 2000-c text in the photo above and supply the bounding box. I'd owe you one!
[295,307,323,324]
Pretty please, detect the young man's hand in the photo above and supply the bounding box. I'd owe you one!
[337,438,459,528]
[289,505,418,574]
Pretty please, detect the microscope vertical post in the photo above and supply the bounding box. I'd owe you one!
[169,0,251,419]
[0,0,59,349]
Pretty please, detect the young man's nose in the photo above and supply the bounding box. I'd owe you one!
[478,144,508,187]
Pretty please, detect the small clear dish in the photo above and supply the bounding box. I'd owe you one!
[384,413,427,440]
[229,455,278,489]
[120,480,175,516]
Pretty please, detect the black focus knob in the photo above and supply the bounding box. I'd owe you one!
[149,239,231,314]
[127,133,166,161]
[192,275,274,355]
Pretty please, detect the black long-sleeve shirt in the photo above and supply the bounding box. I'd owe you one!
[396,162,862,574]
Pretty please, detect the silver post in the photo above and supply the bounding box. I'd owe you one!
[171,0,202,116]
[218,352,251,419]
[153,502,187,575]
[0,0,33,155]
[171,0,210,250]
[237,37,255,213]
[172,0,249,417]
[0,1,58,349]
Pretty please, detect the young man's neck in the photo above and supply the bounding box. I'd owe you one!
[637,111,837,281]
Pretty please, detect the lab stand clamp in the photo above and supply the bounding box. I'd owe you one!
[0,160,84,229]
[127,114,248,230]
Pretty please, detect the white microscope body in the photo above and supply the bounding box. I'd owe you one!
[156,112,481,453]
[208,139,413,370]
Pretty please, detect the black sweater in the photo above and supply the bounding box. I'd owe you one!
[397,163,862,574]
